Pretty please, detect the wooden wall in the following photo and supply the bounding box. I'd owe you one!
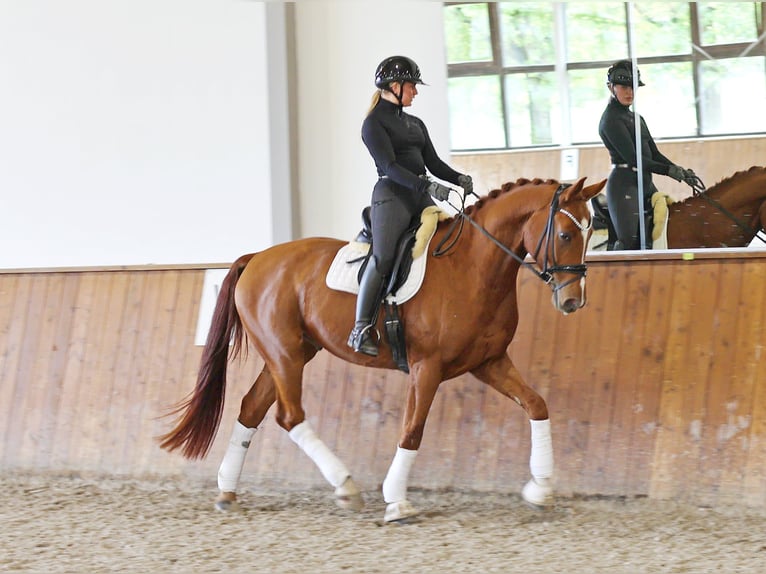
[1,251,765,508]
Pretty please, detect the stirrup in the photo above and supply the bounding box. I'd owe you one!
[347,324,379,357]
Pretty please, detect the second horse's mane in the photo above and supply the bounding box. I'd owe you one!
[676,165,765,205]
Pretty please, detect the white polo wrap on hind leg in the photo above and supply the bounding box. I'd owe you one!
[288,421,350,488]
[217,420,257,492]
[382,447,418,503]
[529,418,553,481]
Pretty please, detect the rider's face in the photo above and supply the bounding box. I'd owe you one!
[393,81,418,106]
[612,84,634,106]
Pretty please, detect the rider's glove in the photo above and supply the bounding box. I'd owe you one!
[426,182,452,202]
[667,165,685,182]
[457,174,473,196]
[683,168,697,180]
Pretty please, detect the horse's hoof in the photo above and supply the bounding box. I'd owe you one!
[214,498,241,513]
[384,500,419,523]
[522,478,554,508]
[334,478,364,511]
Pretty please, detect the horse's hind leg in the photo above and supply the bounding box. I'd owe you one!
[214,365,277,512]
[471,355,554,508]
[265,342,363,511]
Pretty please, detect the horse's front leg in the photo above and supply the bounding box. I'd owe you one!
[471,354,554,508]
[214,366,277,512]
[382,360,442,523]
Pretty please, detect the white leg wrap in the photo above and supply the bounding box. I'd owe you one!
[288,421,350,488]
[529,418,554,480]
[217,420,257,492]
[382,447,418,503]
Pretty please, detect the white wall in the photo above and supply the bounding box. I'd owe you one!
[293,1,453,241]
[0,1,452,268]
[0,0,274,268]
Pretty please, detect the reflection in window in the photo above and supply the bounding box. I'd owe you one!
[698,2,759,45]
[634,63,697,139]
[565,2,627,63]
[444,2,766,150]
[569,69,607,143]
[632,3,691,57]
[699,57,766,134]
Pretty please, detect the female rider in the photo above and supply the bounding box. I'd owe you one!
[598,59,696,250]
[348,55,473,355]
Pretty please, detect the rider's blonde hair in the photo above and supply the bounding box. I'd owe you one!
[367,90,382,116]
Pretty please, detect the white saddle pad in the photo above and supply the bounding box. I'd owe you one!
[326,232,437,305]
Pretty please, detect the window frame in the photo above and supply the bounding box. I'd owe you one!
[445,1,766,151]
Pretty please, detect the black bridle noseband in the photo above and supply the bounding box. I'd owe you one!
[434,183,592,293]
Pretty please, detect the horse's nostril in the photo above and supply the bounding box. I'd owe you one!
[562,298,579,314]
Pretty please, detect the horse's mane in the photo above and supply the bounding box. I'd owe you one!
[674,165,766,206]
[710,165,765,190]
[463,177,561,217]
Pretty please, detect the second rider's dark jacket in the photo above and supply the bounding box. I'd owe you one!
[598,97,675,177]
[361,98,462,193]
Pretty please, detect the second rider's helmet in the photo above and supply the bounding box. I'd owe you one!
[607,59,645,87]
[375,56,426,89]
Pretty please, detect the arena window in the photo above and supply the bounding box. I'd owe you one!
[444,1,766,151]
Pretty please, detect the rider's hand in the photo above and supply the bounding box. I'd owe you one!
[427,182,452,201]
[458,174,473,196]
[667,165,685,182]
[683,168,697,180]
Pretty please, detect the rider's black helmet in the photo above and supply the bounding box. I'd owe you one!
[607,59,645,87]
[375,56,426,89]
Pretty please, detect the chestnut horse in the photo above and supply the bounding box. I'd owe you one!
[160,177,605,522]
[667,166,766,249]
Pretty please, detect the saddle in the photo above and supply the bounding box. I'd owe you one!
[589,192,672,250]
[347,205,446,373]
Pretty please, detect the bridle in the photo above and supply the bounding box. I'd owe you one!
[433,183,592,293]
[684,175,766,246]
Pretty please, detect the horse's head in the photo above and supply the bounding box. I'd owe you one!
[524,177,606,314]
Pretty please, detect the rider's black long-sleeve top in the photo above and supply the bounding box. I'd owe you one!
[361,98,462,193]
[598,97,675,176]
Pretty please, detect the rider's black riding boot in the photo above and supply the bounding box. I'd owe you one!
[347,257,384,356]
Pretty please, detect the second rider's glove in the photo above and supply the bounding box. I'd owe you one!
[667,165,685,182]
[427,182,452,202]
[458,174,473,195]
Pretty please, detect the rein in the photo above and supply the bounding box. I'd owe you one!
[433,183,590,292]
[685,176,766,246]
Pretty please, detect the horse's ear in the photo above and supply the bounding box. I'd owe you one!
[559,177,586,203]
[561,178,606,203]
[582,179,607,201]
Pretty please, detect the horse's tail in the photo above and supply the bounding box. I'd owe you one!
[158,253,255,459]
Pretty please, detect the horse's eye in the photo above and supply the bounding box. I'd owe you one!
[559,231,572,242]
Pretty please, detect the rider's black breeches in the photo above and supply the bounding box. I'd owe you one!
[606,168,659,250]
[370,178,434,276]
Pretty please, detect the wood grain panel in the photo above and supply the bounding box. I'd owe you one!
[1,250,765,507]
